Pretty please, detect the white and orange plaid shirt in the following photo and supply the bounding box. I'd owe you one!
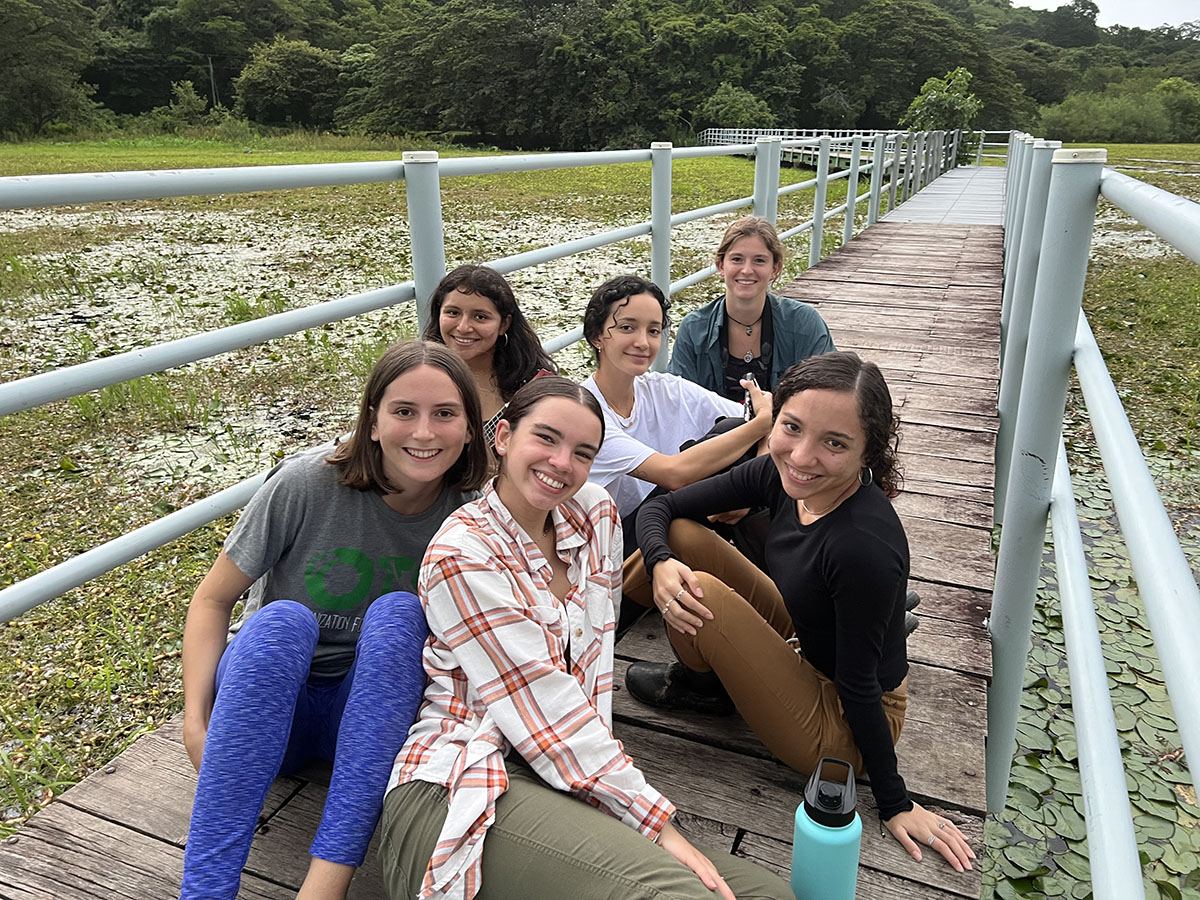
[386,481,674,900]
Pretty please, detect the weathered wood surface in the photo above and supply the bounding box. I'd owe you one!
[0,219,1000,900]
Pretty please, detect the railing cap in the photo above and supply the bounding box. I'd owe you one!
[1033,140,1062,149]
[1053,148,1107,164]
[402,151,439,163]
[650,141,672,149]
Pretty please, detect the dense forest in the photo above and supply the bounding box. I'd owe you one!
[3,0,1199,147]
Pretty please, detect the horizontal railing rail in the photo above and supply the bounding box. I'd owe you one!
[991,130,1199,899]
[0,129,958,622]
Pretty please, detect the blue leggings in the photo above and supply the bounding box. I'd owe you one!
[181,593,428,900]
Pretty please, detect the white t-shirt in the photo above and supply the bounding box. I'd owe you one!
[582,372,741,517]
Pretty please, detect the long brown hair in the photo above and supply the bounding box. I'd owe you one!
[422,265,557,399]
[327,341,488,494]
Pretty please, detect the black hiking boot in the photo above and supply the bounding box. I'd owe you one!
[624,661,736,716]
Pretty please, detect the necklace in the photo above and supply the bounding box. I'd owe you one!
[726,310,763,336]
[800,481,858,518]
[607,396,635,428]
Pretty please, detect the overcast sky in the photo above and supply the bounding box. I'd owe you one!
[1013,1,1196,30]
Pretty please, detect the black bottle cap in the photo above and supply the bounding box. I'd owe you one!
[802,757,857,828]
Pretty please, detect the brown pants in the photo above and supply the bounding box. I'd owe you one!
[623,519,906,777]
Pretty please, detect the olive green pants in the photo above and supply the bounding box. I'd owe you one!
[379,760,793,900]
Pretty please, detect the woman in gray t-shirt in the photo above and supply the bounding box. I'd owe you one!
[179,341,488,900]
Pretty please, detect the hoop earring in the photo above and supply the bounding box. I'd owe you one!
[859,466,873,486]
[501,333,509,347]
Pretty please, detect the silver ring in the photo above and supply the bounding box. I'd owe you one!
[663,598,675,616]
[938,821,947,830]
[927,834,937,847]
[674,588,687,599]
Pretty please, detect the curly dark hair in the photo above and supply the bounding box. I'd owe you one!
[581,275,671,365]
[772,351,903,497]
[423,265,557,400]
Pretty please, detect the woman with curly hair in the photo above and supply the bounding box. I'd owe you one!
[623,351,976,873]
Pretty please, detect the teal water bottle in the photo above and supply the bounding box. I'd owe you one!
[791,758,862,900]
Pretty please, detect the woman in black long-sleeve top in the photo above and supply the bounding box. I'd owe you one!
[624,351,975,872]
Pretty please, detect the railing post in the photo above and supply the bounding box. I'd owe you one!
[650,141,673,371]
[901,133,916,202]
[809,136,831,268]
[1003,136,1026,252]
[913,132,927,194]
[976,130,985,165]
[867,132,886,224]
[1001,137,1037,326]
[843,136,863,245]
[994,140,1061,522]
[402,151,447,334]
[889,133,904,210]
[986,148,1106,813]
[752,137,782,221]
[950,129,961,169]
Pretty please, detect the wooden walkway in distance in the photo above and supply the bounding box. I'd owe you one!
[0,169,1003,900]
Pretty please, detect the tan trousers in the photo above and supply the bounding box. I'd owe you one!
[624,519,906,777]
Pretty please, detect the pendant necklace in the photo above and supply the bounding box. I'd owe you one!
[726,311,763,337]
[727,310,763,364]
[800,481,858,518]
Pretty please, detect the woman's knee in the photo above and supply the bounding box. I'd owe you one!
[226,600,319,667]
[360,591,429,652]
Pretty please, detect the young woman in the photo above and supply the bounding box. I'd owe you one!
[624,352,975,872]
[378,376,792,900]
[580,274,772,556]
[669,216,835,400]
[180,341,488,900]
[423,264,556,447]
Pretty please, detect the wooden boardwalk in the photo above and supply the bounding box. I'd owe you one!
[0,182,1002,900]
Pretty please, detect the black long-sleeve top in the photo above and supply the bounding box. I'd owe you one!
[636,453,913,819]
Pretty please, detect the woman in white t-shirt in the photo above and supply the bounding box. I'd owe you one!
[580,275,772,559]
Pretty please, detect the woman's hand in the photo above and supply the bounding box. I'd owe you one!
[656,822,737,899]
[651,558,712,636]
[741,379,773,422]
[884,802,975,872]
[708,508,749,526]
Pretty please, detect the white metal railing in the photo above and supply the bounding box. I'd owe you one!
[989,133,1200,900]
[0,129,960,622]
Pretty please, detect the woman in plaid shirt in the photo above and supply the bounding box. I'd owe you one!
[378,376,791,900]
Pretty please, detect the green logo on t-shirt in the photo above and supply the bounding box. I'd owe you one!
[304,548,417,611]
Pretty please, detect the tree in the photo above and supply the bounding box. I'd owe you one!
[695,83,777,129]
[1151,77,1200,142]
[900,67,982,131]
[235,37,340,127]
[0,0,100,134]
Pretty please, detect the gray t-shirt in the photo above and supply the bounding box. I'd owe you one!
[225,445,469,679]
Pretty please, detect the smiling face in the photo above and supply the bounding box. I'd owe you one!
[591,292,663,378]
[438,289,511,366]
[369,364,472,495]
[717,234,782,307]
[769,388,866,511]
[493,396,603,524]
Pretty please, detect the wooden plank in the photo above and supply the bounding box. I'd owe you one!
[893,489,993,530]
[903,518,995,590]
[900,423,995,463]
[610,720,984,892]
[58,730,301,848]
[244,782,387,899]
[0,802,291,900]
[900,454,994,489]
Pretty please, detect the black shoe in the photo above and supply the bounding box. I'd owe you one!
[905,611,919,636]
[906,588,921,612]
[624,661,735,716]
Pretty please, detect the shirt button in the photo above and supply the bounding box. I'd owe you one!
[574,628,583,638]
